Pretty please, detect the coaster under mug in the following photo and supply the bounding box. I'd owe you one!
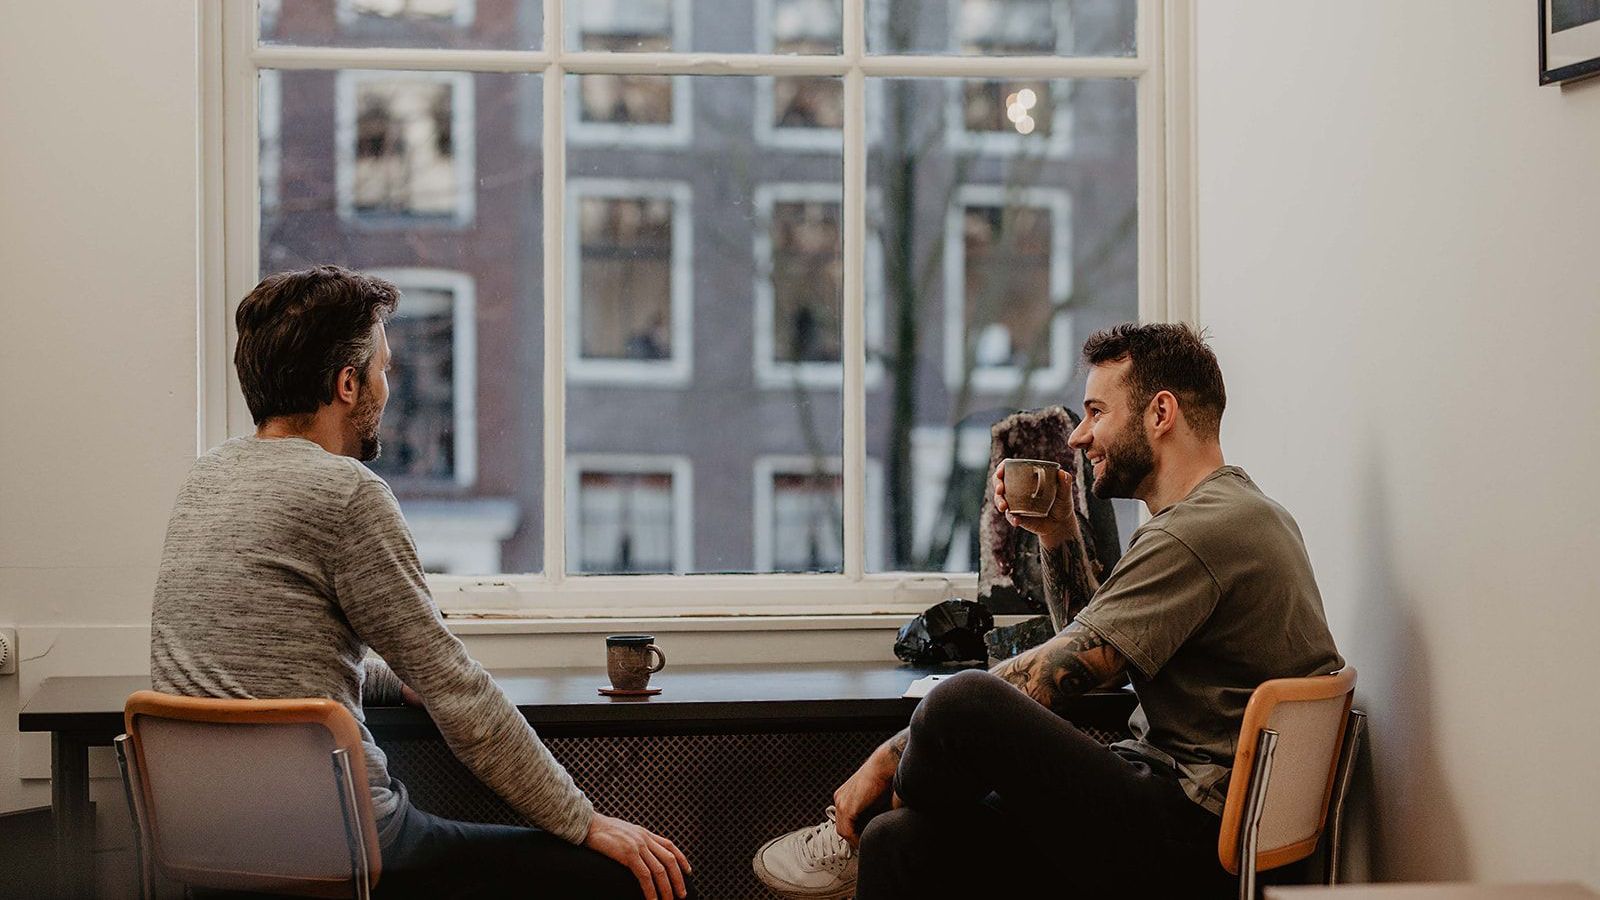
[598,685,663,697]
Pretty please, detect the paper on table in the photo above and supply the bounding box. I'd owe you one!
[902,674,954,698]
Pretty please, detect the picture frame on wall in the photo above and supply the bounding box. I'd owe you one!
[1540,0,1600,84]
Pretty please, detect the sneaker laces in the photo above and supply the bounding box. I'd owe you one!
[798,806,855,868]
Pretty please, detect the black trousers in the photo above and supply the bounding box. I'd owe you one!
[855,669,1238,900]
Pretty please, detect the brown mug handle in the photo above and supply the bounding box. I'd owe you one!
[1031,467,1045,499]
[646,644,667,674]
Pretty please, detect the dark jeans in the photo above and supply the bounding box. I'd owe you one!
[195,800,688,900]
[855,669,1237,900]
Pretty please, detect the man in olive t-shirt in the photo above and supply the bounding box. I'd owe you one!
[753,323,1343,900]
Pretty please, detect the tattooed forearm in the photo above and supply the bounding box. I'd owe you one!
[882,728,909,761]
[990,623,1124,715]
[1039,534,1101,634]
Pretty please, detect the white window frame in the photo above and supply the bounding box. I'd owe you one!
[212,0,1195,618]
[942,183,1074,394]
[565,178,694,386]
[753,183,884,389]
[334,69,478,227]
[753,454,885,573]
[567,454,695,575]
[564,0,694,147]
[366,267,479,487]
[943,0,1077,158]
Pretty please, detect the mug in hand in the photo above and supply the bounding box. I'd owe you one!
[606,634,667,691]
[1002,458,1061,517]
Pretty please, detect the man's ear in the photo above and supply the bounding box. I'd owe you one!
[1149,390,1180,437]
[334,365,361,407]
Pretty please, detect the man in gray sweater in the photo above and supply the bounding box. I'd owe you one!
[152,266,691,899]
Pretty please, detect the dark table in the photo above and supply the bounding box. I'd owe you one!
[21,662,1138,898]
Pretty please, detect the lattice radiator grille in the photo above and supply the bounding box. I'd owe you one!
[383,725,1127,899]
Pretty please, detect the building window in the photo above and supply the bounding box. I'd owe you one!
[340,0,475,27]
[754,457,883,573]
[753,184,884,388]
[946,0,1074,156]
[566,0,692,146]
[335,70,476,225]
[566,180,692,385]
[943,185,1073,393]
[568,456,693,575]
[365,270,477,488]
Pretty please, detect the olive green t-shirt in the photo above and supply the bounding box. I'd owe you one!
[1074,466,1344,815]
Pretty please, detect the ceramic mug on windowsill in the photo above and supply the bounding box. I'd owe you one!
[606,634,667,691]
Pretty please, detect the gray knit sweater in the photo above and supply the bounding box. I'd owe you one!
[150,436,593,847]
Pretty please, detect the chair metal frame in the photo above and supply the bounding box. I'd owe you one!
[1220,669,1365,900]
[115,691,380,900]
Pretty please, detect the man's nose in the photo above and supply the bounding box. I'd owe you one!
[1068,420,1090,450]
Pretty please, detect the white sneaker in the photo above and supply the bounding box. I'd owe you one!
[752,806,859,899]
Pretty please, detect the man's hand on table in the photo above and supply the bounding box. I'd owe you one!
[585,813,692,900]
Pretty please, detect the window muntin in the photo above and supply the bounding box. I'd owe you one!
[231,0,1168,610]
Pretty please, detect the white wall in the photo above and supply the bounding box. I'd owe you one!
[1197,0,1600,887]
[0,0,203,812]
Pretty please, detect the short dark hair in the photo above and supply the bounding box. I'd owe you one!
[234,266,399,426]
[1081,322,1226,439]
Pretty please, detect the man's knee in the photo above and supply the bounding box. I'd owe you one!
[911,669,1007,736]
[858,808,919,861]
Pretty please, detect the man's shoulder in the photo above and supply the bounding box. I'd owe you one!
[192,437,385,503]
[1145,467,1300,559]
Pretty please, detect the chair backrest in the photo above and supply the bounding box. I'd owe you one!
[122,690,381,897]
[1217,668,1357,876]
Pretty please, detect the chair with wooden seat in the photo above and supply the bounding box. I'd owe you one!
[1218,668,1366,900]
[115,690,382,900]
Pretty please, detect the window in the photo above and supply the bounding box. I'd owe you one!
[943,185,1073,393]
[947,2,1074,156]
[567,456,693,575]
[335,70,475,225]
[566,0,692,146]
[223,0,1180,615]
[754,456,884,573]
[366,270,477,488]
[753,184,884,387]
[566,180,693,385]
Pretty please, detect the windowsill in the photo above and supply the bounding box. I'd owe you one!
[444,612,1039,635]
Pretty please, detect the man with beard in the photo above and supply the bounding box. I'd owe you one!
[752,323,1343,899]
[151,266,693,900]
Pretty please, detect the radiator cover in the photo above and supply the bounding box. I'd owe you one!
[383,723,1128,898]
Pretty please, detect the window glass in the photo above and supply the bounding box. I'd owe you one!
[866,77,1137,573]
[566,75,844,575]
[260,69,544,575]
[866,0,1136,57]
[765,0,844,135]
